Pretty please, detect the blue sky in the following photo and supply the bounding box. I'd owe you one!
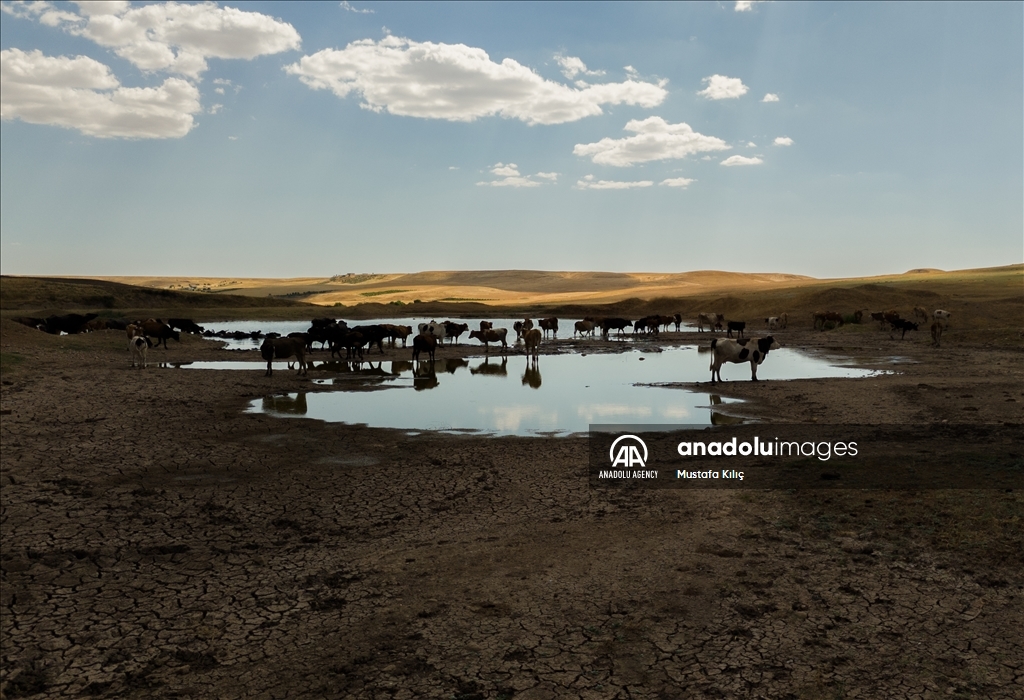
[1,1,1021,278]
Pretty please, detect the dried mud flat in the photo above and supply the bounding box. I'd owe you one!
[1,320,1023,699]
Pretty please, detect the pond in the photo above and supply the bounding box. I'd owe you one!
[194,346,879,436]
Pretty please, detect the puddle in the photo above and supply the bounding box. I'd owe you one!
[202,317,695,350]
[235,347,878,436]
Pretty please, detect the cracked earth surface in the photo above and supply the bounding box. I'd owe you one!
[1,323,1022,698]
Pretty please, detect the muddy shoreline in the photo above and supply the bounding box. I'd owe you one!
[2,320,1022,698]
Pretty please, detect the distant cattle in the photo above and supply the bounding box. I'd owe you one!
[141,320,179,349]
[42,313,98,335]
[168,318,204,334]
[469,327,508,351]
[697,313,724,333]
[933,310,951,326]
[813,311,844,331]
[351,324,388,354]
[673,313,683,332]
[913,307,930,323]
[574,320,595,338]
[443,321,469,345]
[930,321,944,347]
[890,319,919,340]
[261,336,307,376]
[523,328,542,359]
[601,318,633,337]
[538,318,558,338]
[479,321,493,332]
[709,336,780,383]
[726,321,746,338]
[381,323,412,347]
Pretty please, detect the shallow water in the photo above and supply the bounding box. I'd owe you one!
[224,347,878,436]
[203,317,692,349]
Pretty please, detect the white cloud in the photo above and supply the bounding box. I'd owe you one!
[701,155,712,161]
[660,177,695,188]
[575,175,653,190]
[774,136,793,146]
[762,92,780,102]
[734,1,764,11]
[1,47,201,138]
[285,36,667,125]
[477,163,556,188]
[340,1,373,13]
[209,102,223,114]
[448,165,459,170]
[698,74,748,100]
[8,1,301,79]
[573,116,730,167]
[746,141,757,147]
[720,155,763,166]
[554,54,605,80]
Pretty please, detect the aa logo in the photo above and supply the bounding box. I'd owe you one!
[609,435,648,468]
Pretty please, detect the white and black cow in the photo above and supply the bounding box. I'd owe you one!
[709,336,780,383]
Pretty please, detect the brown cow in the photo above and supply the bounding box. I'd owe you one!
[261,337,307,376]
[469,327,508,351]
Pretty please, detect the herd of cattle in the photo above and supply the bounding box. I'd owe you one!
[10,305,953,381]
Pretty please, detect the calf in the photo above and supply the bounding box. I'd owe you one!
[128,335,148,369]
[261,337,307,376]
[726,320,746,338]
[469,327,508,351]
[412,333,437,362]
[709,336,780,384]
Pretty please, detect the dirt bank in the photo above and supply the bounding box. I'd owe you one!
[1,318,1022,698]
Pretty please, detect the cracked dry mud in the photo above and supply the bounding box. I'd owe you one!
[1,322,1022,699]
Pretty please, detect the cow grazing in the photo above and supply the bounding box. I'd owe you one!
[261,337,307,376]
[574,320,595,338]
[412,333,437,362]
[443,321,469,345]
[168,318,205,335]
[709,336,780,384]
[890,319,919,340]
[523,328,542,359]
[141,320,179,349]
[469,327,509,351]
[128,335,148,369]
[697,313,724,333]
[538,318,558,338]
[601,318,633,337]
[726,321,746,338]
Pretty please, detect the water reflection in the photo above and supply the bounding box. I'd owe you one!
[471,357,508,376]
[708,394,744,425]
[262,393,307,415]
[522,357,542,389]
[442,358,469,374]
[413,361,438,391]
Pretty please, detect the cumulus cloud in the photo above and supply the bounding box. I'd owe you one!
[285,36,666,125]
[762,92,779,102]
[774,136,793,146]
[746,141,756,147]
[340,1,373,13]
[720,155,763,166]
[477,163,556,188]
[554,54,604,80]
[575,175,653,190]
[734,1,764,11]
[660,177,695,188]
[698,74,748,100]
[1,47,201,138]
[6,1,301,79]
[573,116,729,167]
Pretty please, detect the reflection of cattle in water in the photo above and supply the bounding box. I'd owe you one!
[413,361,438,391]
[261,336,308,377]
[522,357,542,389]
[708,394,744,425]
[441,358,469,374]
[261,393,308,415]
[390,360,413,375]
[470,357,508,376]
